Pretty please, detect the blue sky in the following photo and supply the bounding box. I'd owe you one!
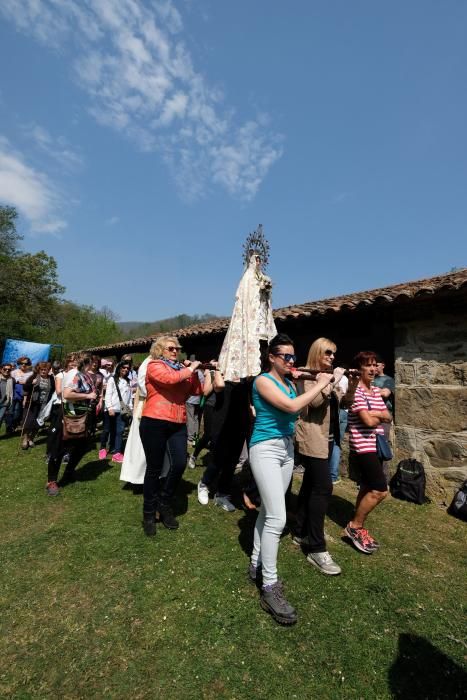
[1,1,466,323]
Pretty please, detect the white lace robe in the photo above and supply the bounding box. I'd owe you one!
[218,256,276,382]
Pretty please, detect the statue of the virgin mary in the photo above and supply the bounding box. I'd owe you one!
[218,225,277,382]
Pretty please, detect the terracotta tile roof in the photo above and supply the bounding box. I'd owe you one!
[84,268,467,353]
[273,267,467,321]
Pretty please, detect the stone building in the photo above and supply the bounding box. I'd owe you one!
[86,268,467,501]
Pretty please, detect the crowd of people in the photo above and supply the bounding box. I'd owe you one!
[0,334,394,626]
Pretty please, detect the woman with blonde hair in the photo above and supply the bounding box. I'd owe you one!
[293,338,357,575]
[140,336,202,535]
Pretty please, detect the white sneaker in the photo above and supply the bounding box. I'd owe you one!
[188,455,196,469]
[306,551,341,576]
[197,481,209,505]
[213,493,235,512]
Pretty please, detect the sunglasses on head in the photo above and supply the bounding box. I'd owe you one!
[324,349,335,357]
[273,352,296,364]
[166,346,182,352]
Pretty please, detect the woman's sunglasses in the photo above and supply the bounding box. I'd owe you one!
[166,346,182,352]
[273,353,296,364]
[324,349,335,357]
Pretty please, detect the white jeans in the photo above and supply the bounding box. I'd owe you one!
[250,436,294,586]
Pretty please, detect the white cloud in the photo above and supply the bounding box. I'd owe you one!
[332,192,353,204]
[23,123,83,171]
[1,0,282,200]
[0,137,66,234]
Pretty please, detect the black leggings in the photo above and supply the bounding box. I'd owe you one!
[295,455,333,553]
[140,416,187,514]
[46,409,89,482]
[201,382,250,494]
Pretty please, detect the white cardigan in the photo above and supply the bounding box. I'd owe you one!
[104,376,133,413]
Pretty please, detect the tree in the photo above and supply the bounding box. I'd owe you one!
[0,206,65,342]
[0,205,21,256]
[0,205,119,354]
[51,301,120,355]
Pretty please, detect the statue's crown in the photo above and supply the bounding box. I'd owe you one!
[242,224,270,269]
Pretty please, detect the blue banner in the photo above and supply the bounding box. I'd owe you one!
[2,339,51,366]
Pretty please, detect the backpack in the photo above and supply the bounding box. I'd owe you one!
[447,480,467,522]
[390,459,427,505]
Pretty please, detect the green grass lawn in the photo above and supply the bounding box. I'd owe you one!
[1,432,466,699]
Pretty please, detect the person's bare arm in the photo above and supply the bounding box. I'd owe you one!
[357,407,391,427]
[213,368,225,392]
[379,387,392,399]
[368,408,392,423]
[203,370,213,397]
[341,375,359,408]
[63,388,96,401]
[55,375,63,397]
[256,373,335,414]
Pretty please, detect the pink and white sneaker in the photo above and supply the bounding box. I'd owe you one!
[111,452,124,463]
[98,449,108,460]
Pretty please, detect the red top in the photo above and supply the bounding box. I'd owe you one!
[142,360,202,424]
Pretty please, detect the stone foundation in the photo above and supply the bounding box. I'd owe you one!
[395,307,467,503]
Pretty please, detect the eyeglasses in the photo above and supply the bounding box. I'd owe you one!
[273,353,296,364]
[2,367,11,372]
[19,362,29,366]
[324,350,335,357]
[166,346,182,352]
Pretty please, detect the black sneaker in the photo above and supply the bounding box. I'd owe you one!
[142,516,156,537]
[158,504,179,530]
[260,582,297,625]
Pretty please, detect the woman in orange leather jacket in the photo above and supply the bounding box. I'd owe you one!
[140,336,202,536]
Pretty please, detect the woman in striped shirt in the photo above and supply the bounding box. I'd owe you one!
[345,351,392,554]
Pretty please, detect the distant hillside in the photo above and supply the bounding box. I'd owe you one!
[117,313,219,340]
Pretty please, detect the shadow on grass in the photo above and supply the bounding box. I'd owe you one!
[236,508,257,558]
[119,475,196,516]
[31,435,48,447]
[75,458,114,483]
[121,482,144,495]
[173,477,197,517]
[326,493,355,528]
[389,633,467,699]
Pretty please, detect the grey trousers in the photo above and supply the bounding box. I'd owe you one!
[185,403,200,441]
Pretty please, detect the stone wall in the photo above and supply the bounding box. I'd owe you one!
[394,304,467,502]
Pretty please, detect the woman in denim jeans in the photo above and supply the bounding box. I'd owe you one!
[248,334,336,625]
